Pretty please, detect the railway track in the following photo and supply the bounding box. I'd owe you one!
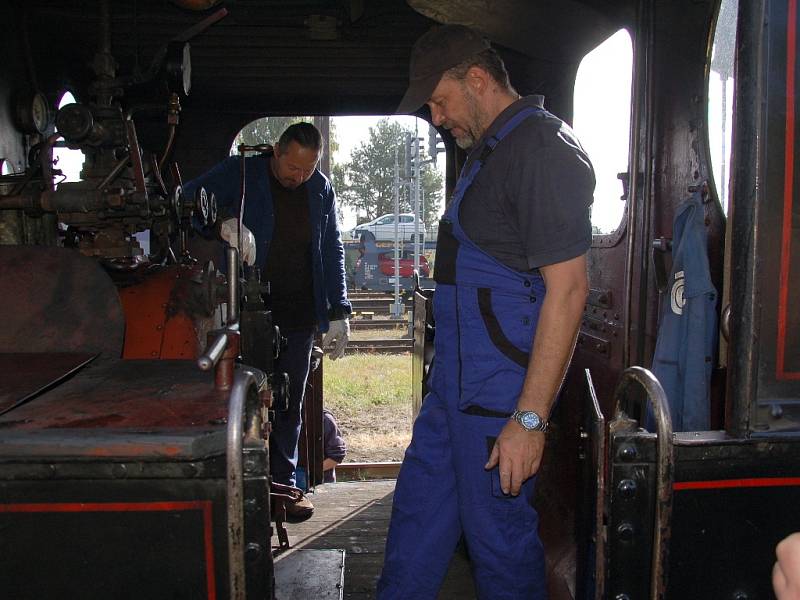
[344,338,414,354]
[350,301,413,315]
[349,318,408,330]
[349,292,414,316]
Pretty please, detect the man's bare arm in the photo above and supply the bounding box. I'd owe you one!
[485,253,588,495]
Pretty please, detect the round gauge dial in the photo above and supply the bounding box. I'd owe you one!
[15,90,52,134]
[165,42,192,96]
[182,43,192,96]
[31,92,51,133]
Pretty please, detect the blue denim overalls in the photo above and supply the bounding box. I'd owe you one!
[378,107,548,600]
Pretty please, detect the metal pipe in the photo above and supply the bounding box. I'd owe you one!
[226,368,257,600]
[227,247,239,325]
[623,0,655,369]
[197,331,228,371]
[613,366,673,600]
[727,0,766,437]
[237,147,247,273]
[99,0,111,60]
[0,188,114,213]
[0,194,39,211]
[41,134,60,193]
[96,156,130,190]
[414,125,421,275]
[158,124,176,173]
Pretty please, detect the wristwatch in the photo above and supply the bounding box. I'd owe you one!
[511,409,549,432]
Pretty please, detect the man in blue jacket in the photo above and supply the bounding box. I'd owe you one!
[183,122,352,519]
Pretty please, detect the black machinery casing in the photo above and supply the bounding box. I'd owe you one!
[0,359,273,600]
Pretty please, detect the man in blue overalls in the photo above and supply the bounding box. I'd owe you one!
[377,26,595,599]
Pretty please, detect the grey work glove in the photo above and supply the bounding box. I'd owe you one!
[322,318,350,360]
[219,218,256,266]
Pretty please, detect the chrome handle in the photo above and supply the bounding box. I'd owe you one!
[721,303,731,342]
[613,366,673,600]
[197,331,228,371]
[225,368,265,600]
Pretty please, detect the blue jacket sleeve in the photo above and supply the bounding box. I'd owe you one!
[321,183,351,320]
[182,156,242,219]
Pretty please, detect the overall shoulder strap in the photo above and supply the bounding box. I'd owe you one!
[478,106,544,161]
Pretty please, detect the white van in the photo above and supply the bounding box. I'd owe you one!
[351,213,426,242]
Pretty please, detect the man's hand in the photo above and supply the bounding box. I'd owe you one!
[219,218,256,265]
[322,318,350,360]
[774,532,800,599]
[485,420,545,496]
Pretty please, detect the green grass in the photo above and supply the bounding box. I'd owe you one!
[350,325,410,340]
[323,353,411,413]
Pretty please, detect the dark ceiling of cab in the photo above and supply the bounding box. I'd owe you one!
[23,0,628,117]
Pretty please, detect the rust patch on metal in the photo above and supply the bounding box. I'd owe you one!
[0,247,125,357]
[119,264,218,359]
[0,359,228,431]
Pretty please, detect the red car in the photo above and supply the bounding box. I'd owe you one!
[378,252,430,278]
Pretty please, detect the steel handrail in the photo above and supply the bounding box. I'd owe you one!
[225,367,264,600]
[612,366,674,600]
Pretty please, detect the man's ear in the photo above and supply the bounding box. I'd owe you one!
[466,66,489,95]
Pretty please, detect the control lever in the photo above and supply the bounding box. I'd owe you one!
[197,247,241,390]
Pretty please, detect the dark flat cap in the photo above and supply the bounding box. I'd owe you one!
[396,25,491,114]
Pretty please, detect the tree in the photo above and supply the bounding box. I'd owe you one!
[232,116,308,152]
[231,116,339,161]
[334,118,443,225]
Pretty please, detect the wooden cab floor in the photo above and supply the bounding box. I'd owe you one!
[281,479,476,599]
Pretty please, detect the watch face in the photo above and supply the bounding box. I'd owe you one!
[520,411,541,430]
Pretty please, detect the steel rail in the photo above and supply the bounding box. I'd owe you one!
[225,367,263,600]
[612,366,673,600]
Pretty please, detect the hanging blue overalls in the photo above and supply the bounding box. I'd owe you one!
[378,107,548,600]
[651,191,718,431]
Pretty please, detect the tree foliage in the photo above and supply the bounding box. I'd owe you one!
[333,118,443,225]
[231,116,339,158]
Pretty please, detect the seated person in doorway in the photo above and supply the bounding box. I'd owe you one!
[183,122,352,520]
[323,408,347,482]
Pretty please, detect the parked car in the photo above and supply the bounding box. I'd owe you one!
[351,213,426,242]
[378,251,430,278]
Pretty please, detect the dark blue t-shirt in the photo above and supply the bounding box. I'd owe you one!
[459,95,595,272]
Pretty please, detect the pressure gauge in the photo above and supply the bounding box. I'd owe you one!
[165,41,192,96]
[181,43,192,97]
[14,90,53,134]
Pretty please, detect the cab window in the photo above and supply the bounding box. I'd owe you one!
[707,0,738,215]
[572,29,633,235]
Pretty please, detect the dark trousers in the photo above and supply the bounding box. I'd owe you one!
[269,328,315,487]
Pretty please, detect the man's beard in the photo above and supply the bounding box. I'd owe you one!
[453,85,484,150]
